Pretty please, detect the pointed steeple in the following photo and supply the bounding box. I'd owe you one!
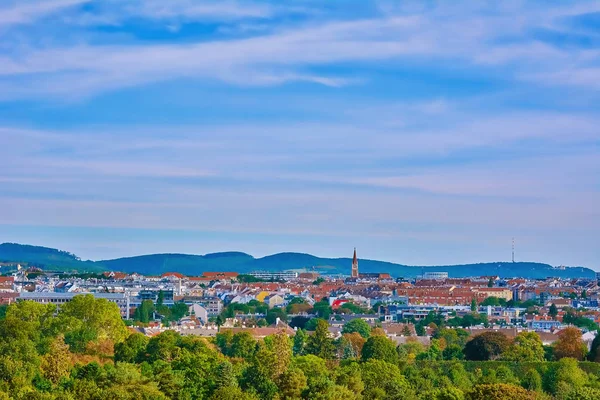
[351,248,359,278]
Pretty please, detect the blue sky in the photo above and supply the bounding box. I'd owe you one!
[0,1,599,269]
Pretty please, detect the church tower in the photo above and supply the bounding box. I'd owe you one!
[351,248,359,278]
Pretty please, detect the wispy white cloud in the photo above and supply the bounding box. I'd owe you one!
[0,2,598,98]
[0,0,88,27]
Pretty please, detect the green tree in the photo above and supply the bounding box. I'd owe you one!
[360,359,415,399]
[114,333,149,363]
[342,319,371,338]
[443,344,464,360]
[266,308,288,325]
[242,343,279,399]
[230,332,257,359]
[293,329,307,356]
[467,383,535,400]
[587,330,600,362]
[58,294,129,352]
[157,290,165,307]
[170,302,188,321]
[470,299,477,312]
[562,387,600,400]
[312,301,332,320]
[361,334,398,364]
[277,368,307,400]
[521,369,542,392]
[549,303,558,320]
[40,335,71,384]
[133,300,155,324]
[546,357,588,395]
[268,331,292,377]
[480,297,506,307]
[215,330,233,355]
[305,320,335,359]
[215,360,238,389]
[416,338,443,361]
[502,331,545,362]
[211,386,259,400]
[437,387,465,400]
[463,331,510,361]
[145,330,180,362]
[305,318,326,331]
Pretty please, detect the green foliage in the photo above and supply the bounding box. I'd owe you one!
[467,383,536,399]
[313,277,326,285]
[545,357,588,395]
[463,332,510,361]
[230,332,257,359]
[341,319,371,338]
[306,320,335,359]
[502,332,545,362]
[361,335,398,364]
[588,331,600,362]
[562,310,600,331]
[1,292,600,399]
[236,274,265,283]
[360,359,415,399]
[266,307,288,325]
[293,329,307,356]
[115,333,150,363]
[133,300,155,324]
[521,368,542,392]
[277,367,307,399]
[336,302,371,315]
[312,301,333,319]
[480,297,507,307]
[447,312,488,328]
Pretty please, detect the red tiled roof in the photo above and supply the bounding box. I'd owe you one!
[162,272,185,279]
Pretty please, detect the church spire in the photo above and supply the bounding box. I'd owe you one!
[351,248,359,278]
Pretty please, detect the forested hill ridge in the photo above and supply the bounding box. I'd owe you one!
[0,242,594,278]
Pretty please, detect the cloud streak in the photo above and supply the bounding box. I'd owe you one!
[0,2,599,98]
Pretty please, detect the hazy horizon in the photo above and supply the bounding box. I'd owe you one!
[1,1,599,270]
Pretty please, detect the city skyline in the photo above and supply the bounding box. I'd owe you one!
[1,1,599,269]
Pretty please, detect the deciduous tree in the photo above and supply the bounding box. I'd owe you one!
[502,332,545,362]
[341,319,371,338]
[553,327,586,360]
[361,334,398,364]
[305,320,335,359]
[463,332,510,361]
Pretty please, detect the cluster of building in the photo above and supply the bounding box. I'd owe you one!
[1,252,599,346]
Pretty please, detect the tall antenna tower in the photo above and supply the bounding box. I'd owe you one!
[512,237,515,263]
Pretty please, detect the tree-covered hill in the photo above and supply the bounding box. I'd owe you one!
[0,242,99,271]
[0,243,595,278]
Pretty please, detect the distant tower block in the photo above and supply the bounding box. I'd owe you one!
[351,248,359,278]
[512,237,515,263]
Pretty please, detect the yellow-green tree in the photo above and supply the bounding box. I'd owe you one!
[502,332,545,362]
[41,335,72,384]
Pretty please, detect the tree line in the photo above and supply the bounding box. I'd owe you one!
[1,296,600,399]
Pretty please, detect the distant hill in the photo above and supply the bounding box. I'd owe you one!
[0,243,99,271]
[0,242,595,279]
